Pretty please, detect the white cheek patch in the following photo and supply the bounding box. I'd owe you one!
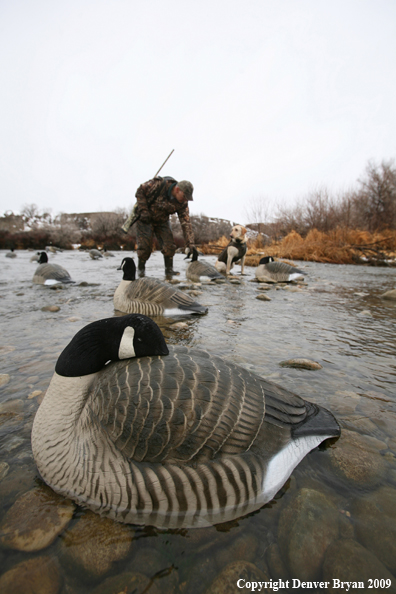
[118,326,136,359]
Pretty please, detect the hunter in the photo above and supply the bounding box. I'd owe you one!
[133,176,195,276]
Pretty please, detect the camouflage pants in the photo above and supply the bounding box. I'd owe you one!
[136,219,176,263]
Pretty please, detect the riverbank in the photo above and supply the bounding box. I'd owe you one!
[201,229,396,266]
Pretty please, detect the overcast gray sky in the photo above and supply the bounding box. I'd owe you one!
[1,0,395,223]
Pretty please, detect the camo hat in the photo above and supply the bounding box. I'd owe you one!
[177,180,194,201]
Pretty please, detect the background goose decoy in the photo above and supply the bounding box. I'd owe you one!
[256,256,305,282]
[33,252,75,285]
[114,257,208,316]
[89,249,103,260]
[32,314,340,529]
[5,248,17,258]
[185,246,224,282]
[30,251,42,262]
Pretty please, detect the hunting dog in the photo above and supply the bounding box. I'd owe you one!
[215,225,248,275]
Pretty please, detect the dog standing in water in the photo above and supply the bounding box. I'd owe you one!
[215,225,248,275]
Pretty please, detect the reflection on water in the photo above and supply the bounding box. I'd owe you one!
[0,249,395,593]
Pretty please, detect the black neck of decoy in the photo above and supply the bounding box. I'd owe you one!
[118,257,136,281]
[39,252,48,264]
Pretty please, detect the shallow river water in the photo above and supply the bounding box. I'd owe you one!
[0,249,395,594]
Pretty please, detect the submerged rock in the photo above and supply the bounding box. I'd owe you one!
[0,556,61,594]
[381,288,396,301]
[0,374,10,387]
[278,488,339,581]
[60,510,134,580]
[41,305,60,312]
[204,560,270,594]
[279,358,322,370]
[323,539,396,594]
[91,572,160,594]
[256,294,271,301]
[327,429,387,487]
[0,485,75,551]
[351,487,396,575]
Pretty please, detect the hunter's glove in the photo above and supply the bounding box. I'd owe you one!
[139,211,152,224]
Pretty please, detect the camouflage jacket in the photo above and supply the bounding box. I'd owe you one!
[135,176,194,247]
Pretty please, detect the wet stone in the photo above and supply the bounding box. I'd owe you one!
[351,486,396,575]
[327,429,387,487]
[41,305,61,312]
[323,539,396,594]
[214,532,258,569]
[171,322,189,330]
[0,373,10,387]
[0,555,61,594]
[278,488,339,581]
[0,484,75,551]
[381,288,396,300]
[60,510,134,581]
[265,542,290,581]
[204,560,270,594]
[279,358,322,370]
[28,389,43,399]
[184,553,219,594]
[256,294,271,301]
[91,572,160,594]
[0,461,10,481]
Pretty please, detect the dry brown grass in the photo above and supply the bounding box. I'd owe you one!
[201,229,396,266]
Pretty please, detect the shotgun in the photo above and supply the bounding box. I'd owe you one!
[121,150,175,234]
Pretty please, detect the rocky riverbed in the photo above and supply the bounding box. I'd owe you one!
[0,249,395,593]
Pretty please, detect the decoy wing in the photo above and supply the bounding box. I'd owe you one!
[123,277,205,312]
[88,346,266,464]
[265,262,304,276]
[33,263,74,284]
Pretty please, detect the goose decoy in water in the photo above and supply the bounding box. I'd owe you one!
[255,256,305,282]
[5,248,17,258]
[103,248,115,257]
[185,246,224,282]
[89,249,103,260]
[31,314,340,529]
[114,257,208,316]
[33,252,75,285]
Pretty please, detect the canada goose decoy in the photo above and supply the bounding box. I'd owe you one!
[114,257,208,316]
[185,246,224,282]
[256,256,305,282]
[33,252,75,286]
[103,248,115,257]
[32,314,340,529]
[5,248,16,258]
[89,249,103,260]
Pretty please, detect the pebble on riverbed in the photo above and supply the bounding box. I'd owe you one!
[279,358,322,370]
[0,556,61,594]
[323,539,396,594]
[278,488,340,581]
[256,294,272,301]
[326,429,387,488]
[204,560,269,594]
[0,485,75,552]
[41,305,60,312]
[381,288,396,300]
[0,374,10,387]
[60,510,135,581]
[351,486,396,576]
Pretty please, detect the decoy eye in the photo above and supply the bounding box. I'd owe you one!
[137,338,143,342]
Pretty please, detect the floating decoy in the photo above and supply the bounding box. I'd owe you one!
[185,246,224,282]
[256,256,304,282]
[33,252,75,285]
[89,249,103,260]
[114,257,207,316]
[5,248,16,258]
[32,314,340,529]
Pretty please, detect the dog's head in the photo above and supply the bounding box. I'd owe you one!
[230,225,247,242]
